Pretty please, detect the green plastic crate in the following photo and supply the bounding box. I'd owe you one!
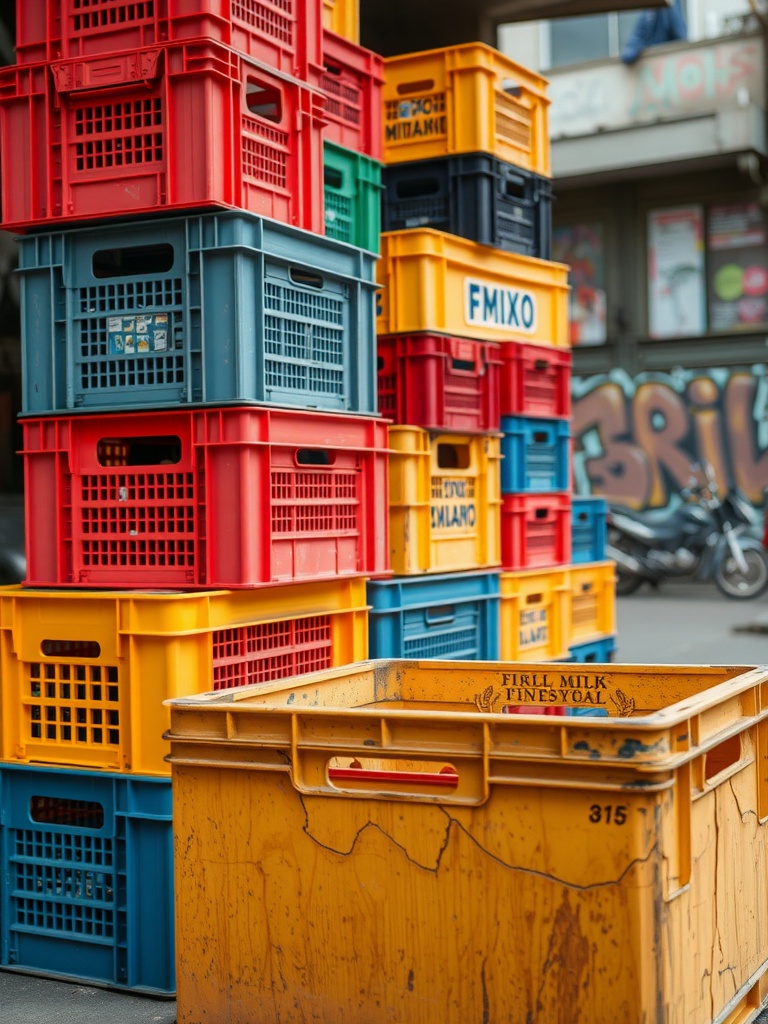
[324,140,382,252]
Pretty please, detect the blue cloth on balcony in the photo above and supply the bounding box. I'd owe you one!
[620,0,688,65]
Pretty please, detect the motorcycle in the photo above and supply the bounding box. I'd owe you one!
[606,462,768,599]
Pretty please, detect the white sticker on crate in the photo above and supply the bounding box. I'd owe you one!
[465,278,536,334]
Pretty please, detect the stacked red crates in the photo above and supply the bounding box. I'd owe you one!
[376,41,615,681]
[0,0,387,994]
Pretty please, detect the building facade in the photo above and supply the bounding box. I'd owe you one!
[500,2,768,511]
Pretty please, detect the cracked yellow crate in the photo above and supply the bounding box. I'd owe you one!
[166,659,768,1024]
[388,426,502,574]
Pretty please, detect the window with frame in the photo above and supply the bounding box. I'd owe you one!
[647,202,768,338]
[546,11,645,68]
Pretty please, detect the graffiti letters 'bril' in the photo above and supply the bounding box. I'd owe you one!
[572,366,768,510]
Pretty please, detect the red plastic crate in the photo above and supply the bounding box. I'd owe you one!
[499,342,571,419]
[22,406,391,589]
[321,29,383,160]
[501,492,572,570]
[15,0,324,80]
[0,39,327,232]
[377,334,501,433]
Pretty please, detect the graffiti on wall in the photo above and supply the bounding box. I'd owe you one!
[572,365,768,509]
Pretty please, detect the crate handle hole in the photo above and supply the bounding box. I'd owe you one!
[501,79,523,97]
[324,166,344,189]
[246,78,282,122]
[41,639,101,658]
[30,795,105,829]
[437,443,470,469]
[289,267,324,289]
[395,176,440,199]
[97,436,182,466]
[525,593,543,605]
[534,359,549,371]
[580,583,593,593]
[503,177,526,200]
[704,734,742,783]
[328,758,459,789]
[296,449,335,466]
[533,431,548,442]
[535,508,549,520]
[324,61,343,78]
[451,358,475,372]
[425,604,456,625]
[92,243,174,279]
[396,78,434,95]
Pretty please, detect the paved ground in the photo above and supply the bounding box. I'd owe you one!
[3,578,768,1023]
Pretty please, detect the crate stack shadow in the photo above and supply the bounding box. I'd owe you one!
[0,0,386,994]
[375,41,616,678]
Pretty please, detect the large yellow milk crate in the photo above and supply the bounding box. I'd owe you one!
[166,659,768,1024]
[499,565,569,661]
[388,426,501,574]
[566,559,617,644]
[0,579,368,775]
[377,228,569,346]
[382,42,551,175]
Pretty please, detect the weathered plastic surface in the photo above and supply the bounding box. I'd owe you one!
[166,658,768,1023]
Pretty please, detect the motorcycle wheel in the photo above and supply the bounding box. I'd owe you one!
[713,541,768,599]
[614,565,644,597]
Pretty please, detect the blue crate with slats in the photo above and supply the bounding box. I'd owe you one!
[18,210,377,416]
[0,764,174,995]
[571,496,608,564]
[367,570,500,660]
[500,415,570,493]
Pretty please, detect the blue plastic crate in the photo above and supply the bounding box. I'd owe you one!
[18,211,377,415]
[500,416,571,493]
[0,765,174,995]
[571,496,608,564]
[367,570,500,660]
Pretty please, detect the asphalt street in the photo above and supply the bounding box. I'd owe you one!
[3,578,768,1023]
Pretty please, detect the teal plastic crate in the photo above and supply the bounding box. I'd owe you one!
[0,765,174,994]
[18,210,378,415]
[367,570,500,660]
[324,141,383,253]
[571,496,608,564]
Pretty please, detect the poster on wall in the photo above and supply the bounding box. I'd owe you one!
[648,206,706,338]
[708,202,768,330]
[552,223,607,346]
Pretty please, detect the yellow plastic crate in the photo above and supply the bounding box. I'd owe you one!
[377,229,569,346]
[0,579,368,776]
[567,560,617,644]
[383,42,551,175]
[323,0,358,41]
[499,566,569,661]
[166,658,768,1024]
[388,426,501,574]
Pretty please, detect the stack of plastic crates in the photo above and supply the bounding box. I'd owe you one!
[375,41,613,672]
[0,0,387,995]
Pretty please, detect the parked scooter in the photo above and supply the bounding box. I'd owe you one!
[606,462,768,599]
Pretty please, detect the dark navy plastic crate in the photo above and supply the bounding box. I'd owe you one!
[500,416,571,494]
[571,496,608,564]
[367,570,500,660]
[0,765,174,994]
[18,211,377,415]
[381,153,552,257]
